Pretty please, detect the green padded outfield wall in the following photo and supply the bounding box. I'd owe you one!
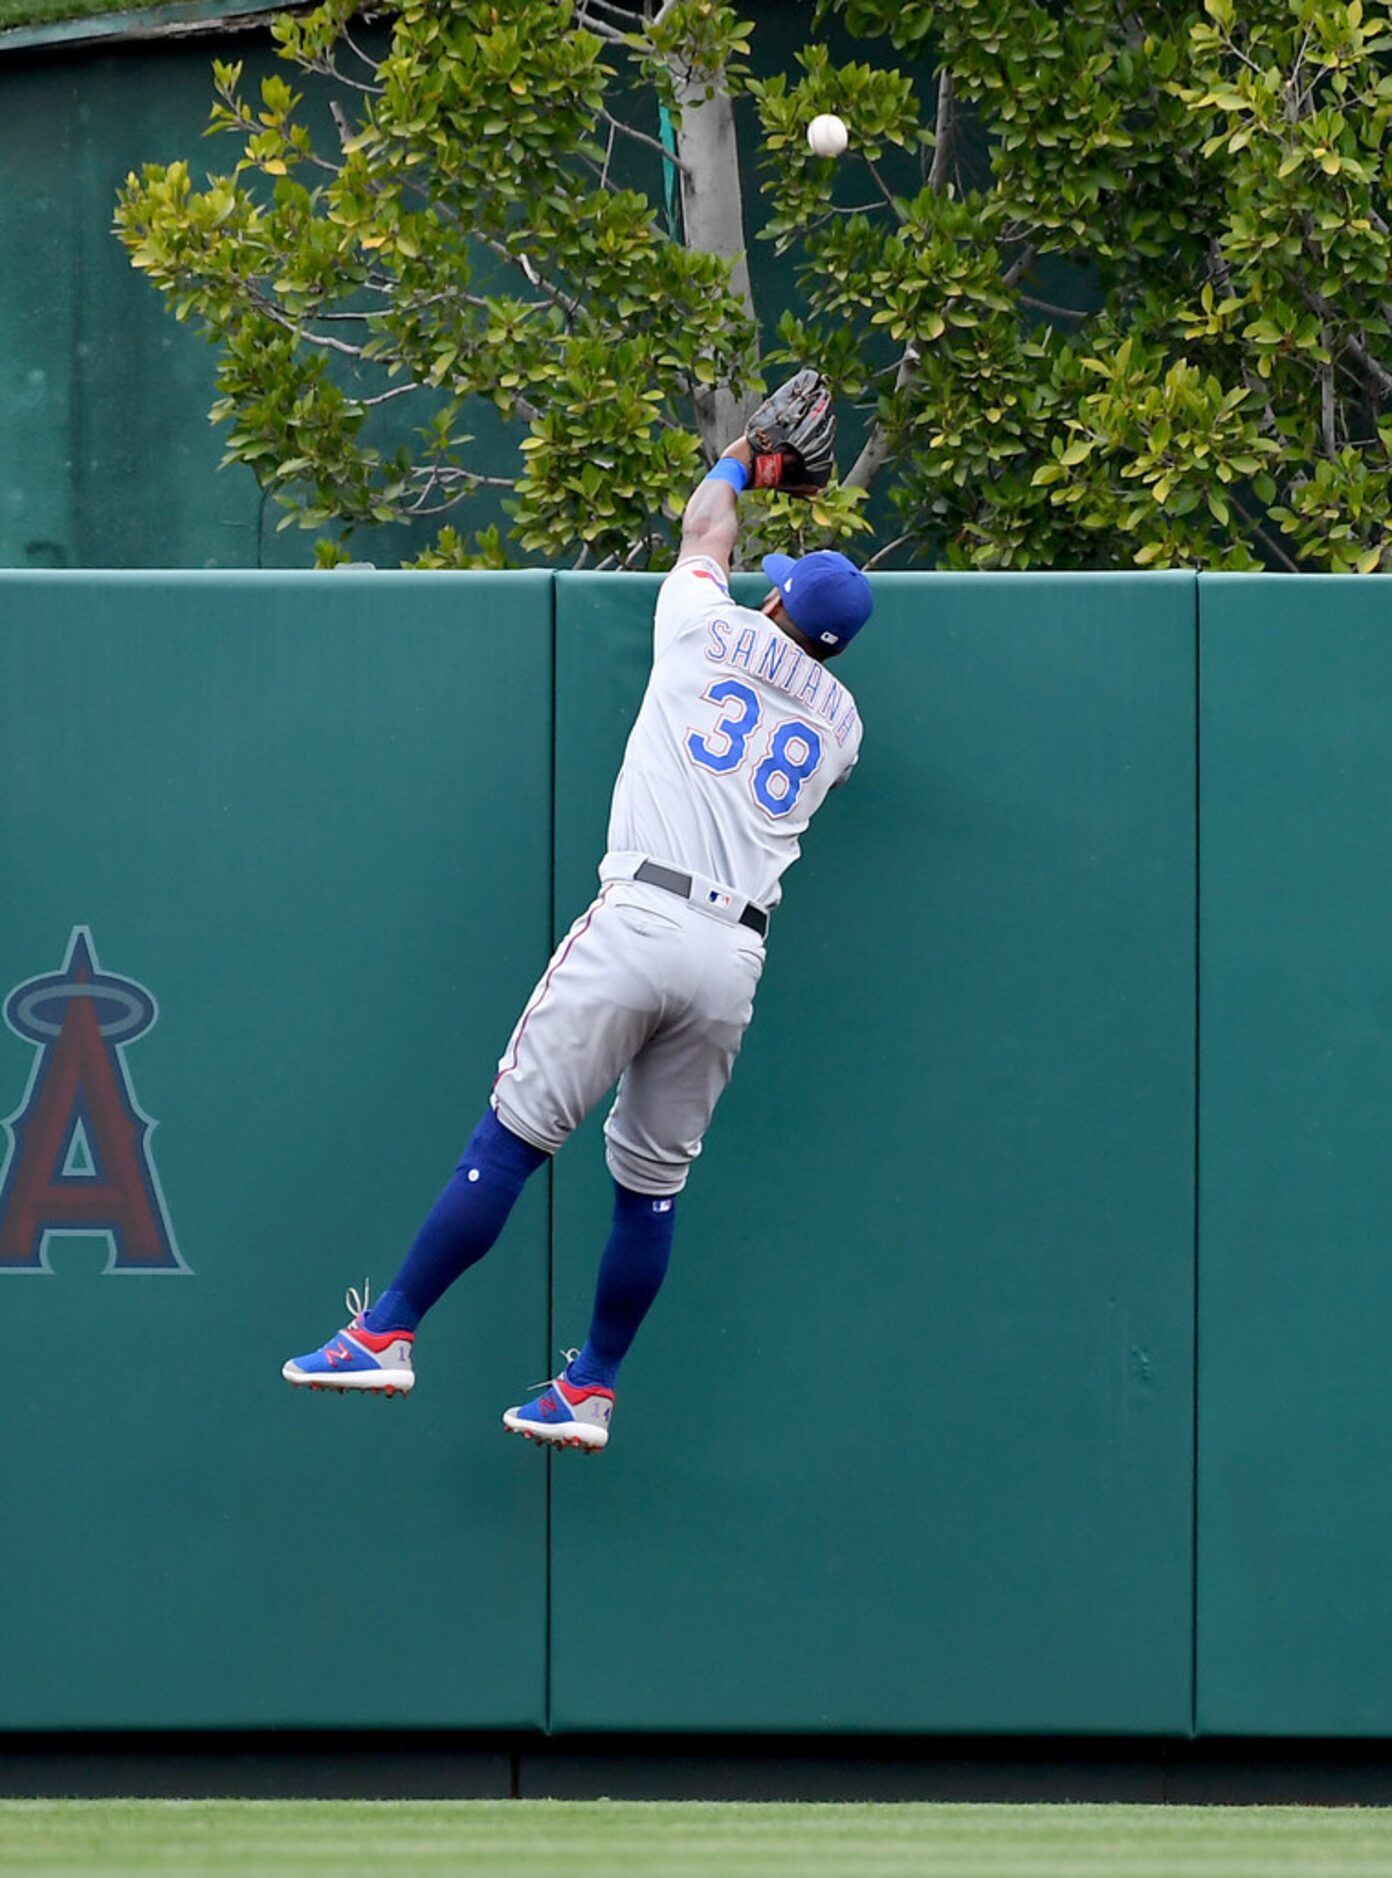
[0,571,552,1728]
[9,566,1392,1739]
[548,571,1198,1734]
[1198,575,1392,1735]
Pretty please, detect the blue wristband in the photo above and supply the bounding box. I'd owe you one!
[704,458,751,494]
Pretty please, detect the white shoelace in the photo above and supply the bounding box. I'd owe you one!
[345,1281,371,1326]
[528,1346,580,1391]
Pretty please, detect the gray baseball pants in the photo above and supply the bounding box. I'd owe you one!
[491,873,766,1195]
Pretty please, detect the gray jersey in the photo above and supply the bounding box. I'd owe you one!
[603,556,862,910]
[494,554,864,1197]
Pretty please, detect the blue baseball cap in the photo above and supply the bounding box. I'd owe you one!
[761,550,873,652]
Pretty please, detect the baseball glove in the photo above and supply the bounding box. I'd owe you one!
[745,369,836,490]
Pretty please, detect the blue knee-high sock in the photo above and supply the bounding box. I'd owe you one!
[363,1107,548,1332]
[566,1183,677,1390]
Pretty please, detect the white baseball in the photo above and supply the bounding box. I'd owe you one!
[807,113,849,159]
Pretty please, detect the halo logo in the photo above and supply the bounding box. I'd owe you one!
[0,928,187,1274]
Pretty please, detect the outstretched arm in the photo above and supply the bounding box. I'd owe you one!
[673,370,837,578]
[676,438,753,579]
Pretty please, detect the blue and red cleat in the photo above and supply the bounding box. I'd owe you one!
[503,1353,613,1451]
[282,1285,414,1397]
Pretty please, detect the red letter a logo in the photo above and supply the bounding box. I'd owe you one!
[0,929,187,1274]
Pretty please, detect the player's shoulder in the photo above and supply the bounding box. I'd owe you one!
[653,554,741,655]
[659,554,733,608]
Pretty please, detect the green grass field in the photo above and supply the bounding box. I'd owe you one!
[3,1801,1392,1877]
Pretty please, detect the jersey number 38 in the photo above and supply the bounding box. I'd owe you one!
[686,679,823,819]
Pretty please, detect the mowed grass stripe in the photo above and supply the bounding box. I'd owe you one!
[4,1800,1392,1877]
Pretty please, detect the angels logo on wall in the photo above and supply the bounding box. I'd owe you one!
[0,927,188,1274]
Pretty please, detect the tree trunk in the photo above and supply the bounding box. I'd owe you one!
[672,74,758,459]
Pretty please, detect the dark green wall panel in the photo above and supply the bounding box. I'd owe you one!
[0,51,262,571]
[0,571,552,1726]
[0,43,470,572]
[1197,575,1392,1735]
[548,570,1198,1734]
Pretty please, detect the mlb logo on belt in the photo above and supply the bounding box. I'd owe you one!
[707,890,732,910]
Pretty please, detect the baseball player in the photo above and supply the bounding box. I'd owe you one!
[283,371,872,1450]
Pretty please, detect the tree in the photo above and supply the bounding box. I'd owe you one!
[117,0,1392,572]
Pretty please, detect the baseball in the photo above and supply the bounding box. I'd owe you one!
[807,113,849,159]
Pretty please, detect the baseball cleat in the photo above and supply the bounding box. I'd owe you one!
[503,1355,613,1451]
[282,1284,415,1396]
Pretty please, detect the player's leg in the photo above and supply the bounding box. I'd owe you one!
[284,888,656,1396]
[591,919,760,1371]
[568,1183,678,1388]
[501,1183,678,1450]
[505,909,760,1447]
[365,1105,549,1330]
[376,887,655,1332]
[280,1108,547,1393]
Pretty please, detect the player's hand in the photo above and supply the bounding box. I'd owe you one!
[744,370,836,493]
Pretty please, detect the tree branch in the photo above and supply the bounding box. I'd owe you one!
[1021,294,1089,319]
[405,496,475,517]
[1231,493,1302,572]
[405,462,518,516]
[570,2,632,46]
[928,68,956,195]
[328,105,358,160]
[248,287,368,357]
[598,116,617,191]
[862,531,914,570]
[862,154,904,220]
[1343,330,1392,401]
[1206,236,1234,296]
[601,106,690,174]
[475,231,582,322]
[621,531,660,569]
[577,0,638,22]
[302,59,378,95]
[1002,243,1039,291]
[340,22,380,72]
[411,467,516,490]
[1297,255,1392,400]
[350,381,423,408]
[843,342,920,491]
